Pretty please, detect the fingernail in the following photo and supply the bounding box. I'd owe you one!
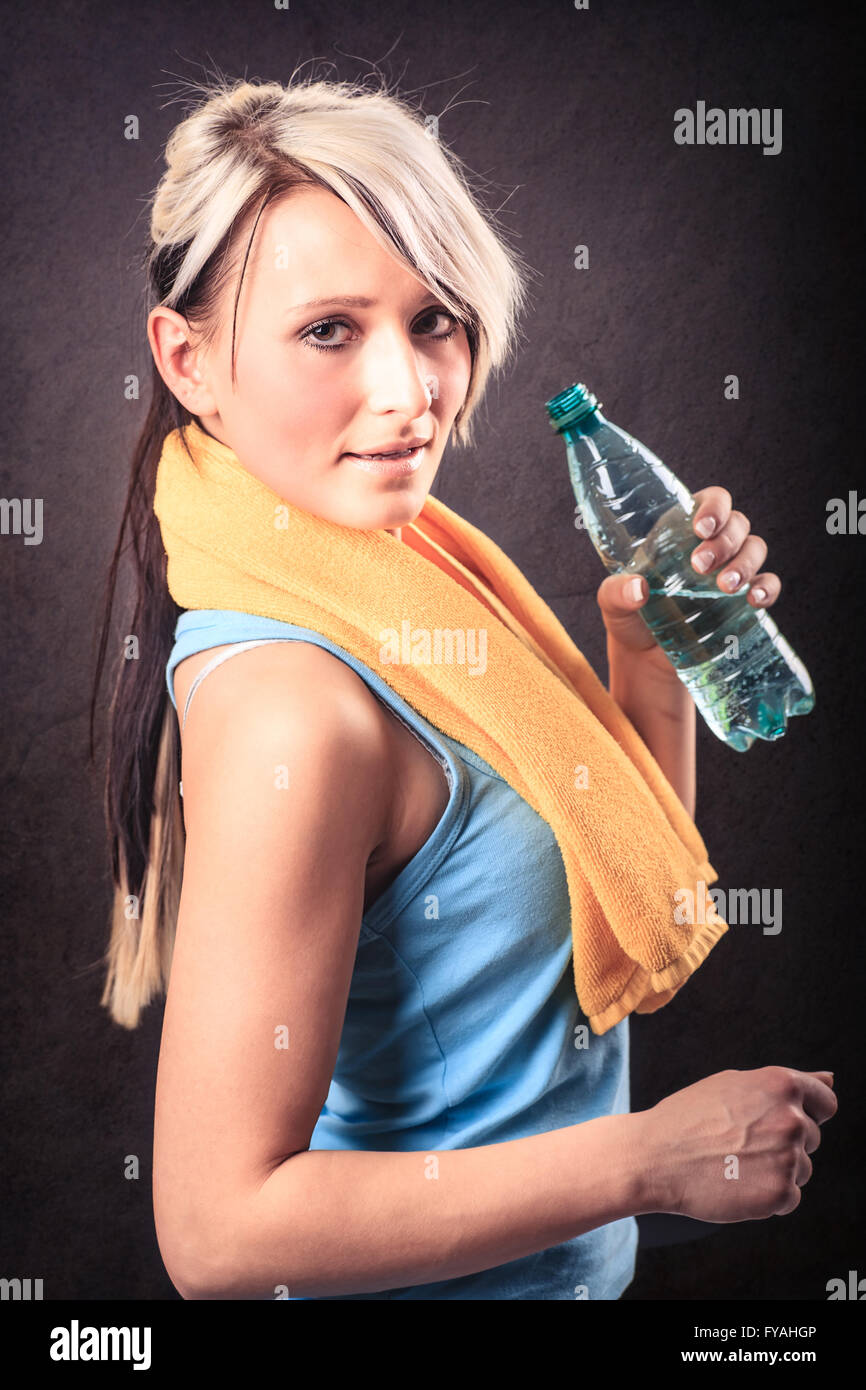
[692,550,713,572]
[723,570,741,591]
[628,577,644,601]
[750,586,767,602]
[696,516,716,538]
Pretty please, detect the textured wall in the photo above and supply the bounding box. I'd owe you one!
[0,0,861,1303]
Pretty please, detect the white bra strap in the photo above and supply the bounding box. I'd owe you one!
[177,639,287,799]
[180,638,287,734]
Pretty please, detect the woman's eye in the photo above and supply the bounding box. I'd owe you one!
[300,309,459,355]
[415,309,456,336]
[302,319,352,352]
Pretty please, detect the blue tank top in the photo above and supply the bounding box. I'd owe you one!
[165,608,638,1300]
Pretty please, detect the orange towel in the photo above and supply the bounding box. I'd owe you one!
[154,420,728,1033]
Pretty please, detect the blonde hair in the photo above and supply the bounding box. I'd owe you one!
[97,69,534,1028]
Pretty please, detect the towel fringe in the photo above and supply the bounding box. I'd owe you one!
[587,913,729,1034]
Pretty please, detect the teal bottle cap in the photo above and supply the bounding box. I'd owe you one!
[545,382,602,431]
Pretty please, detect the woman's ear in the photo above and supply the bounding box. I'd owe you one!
[147,306,220,417]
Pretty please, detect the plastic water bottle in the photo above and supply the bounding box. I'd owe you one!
[544,382,815,752]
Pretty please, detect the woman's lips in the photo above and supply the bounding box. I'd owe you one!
[344,444,426,476]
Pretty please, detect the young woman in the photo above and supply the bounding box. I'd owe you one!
[91,74,837,1301]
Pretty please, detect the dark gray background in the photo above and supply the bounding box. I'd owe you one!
[1,0,862,1301]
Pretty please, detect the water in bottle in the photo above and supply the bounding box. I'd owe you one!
[545,382,815,752]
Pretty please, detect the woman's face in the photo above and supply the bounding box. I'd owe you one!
[148,184,473,535]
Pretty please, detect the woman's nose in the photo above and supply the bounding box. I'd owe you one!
[362,334,436,418]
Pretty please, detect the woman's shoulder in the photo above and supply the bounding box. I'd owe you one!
[173,638,384,736]
[172,639,398,792]
[172,637,399,853]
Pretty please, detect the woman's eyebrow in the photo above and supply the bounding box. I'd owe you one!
[286,295,374,314]
[283,292,441,316]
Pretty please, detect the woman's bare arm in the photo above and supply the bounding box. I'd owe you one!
[607,635,697,819]
[153,641,653,1301]
[227,1109,648,1299]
